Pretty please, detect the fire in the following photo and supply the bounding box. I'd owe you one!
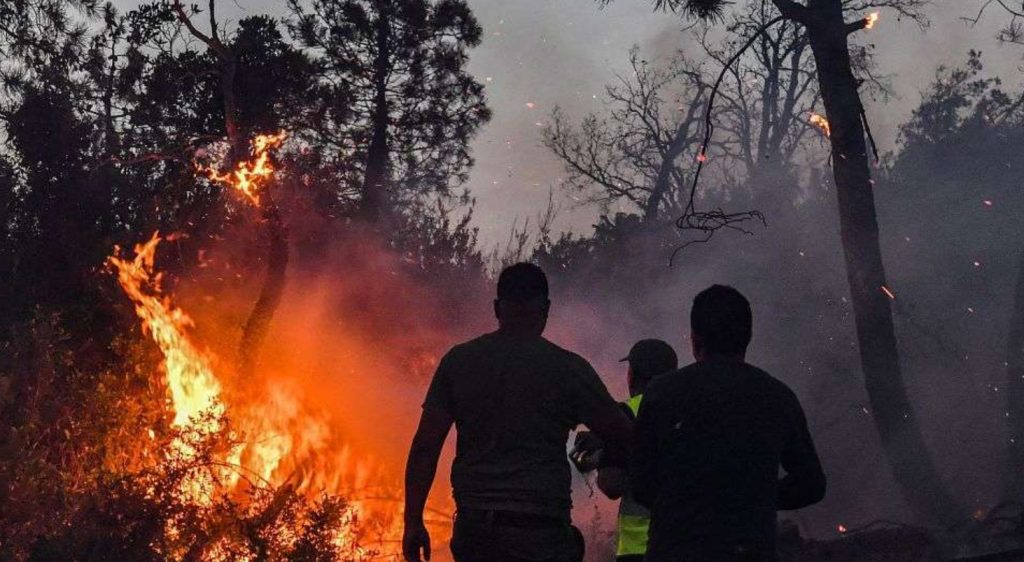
[809,112,831,138]
[199,131,287,206]
[108,232,224,432]
[837,523,848,534]
[864,11,880,30]
[107,131,458,558]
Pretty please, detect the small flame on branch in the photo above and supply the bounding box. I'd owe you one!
[809,112,831,138]
[199,131,287,206]
[865,12,880,30]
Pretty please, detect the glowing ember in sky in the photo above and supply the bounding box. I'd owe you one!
[865,12,880,30]
[984,200,994,207]
[881,285,896,300]
[837,524,848,533]
[809,112,831,137]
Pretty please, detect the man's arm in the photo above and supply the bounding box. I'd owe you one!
[572,360,633,466]
[403,405,454,562]
[777,394,826,510]
[630,392,659,508]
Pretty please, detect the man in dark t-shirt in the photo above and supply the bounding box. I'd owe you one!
[632,285,826,562]
[403,263,632,562]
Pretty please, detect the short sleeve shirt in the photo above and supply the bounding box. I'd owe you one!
[423,331,618,517]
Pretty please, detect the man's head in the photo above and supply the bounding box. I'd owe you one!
[621,339,678,396]
[690,285,752,361]
[494,263,550,336]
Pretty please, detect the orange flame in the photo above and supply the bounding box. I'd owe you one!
[108,233,224,431]
[865,12,880,30]
[108,232,227,502]
[809,112,831,138]
[200,131,287,206]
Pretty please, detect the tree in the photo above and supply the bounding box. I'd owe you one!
[543,49,710,222]
[698,0,823,183]
[287,0,491,224]
[616,0,961,524]
[886,50,1024,505]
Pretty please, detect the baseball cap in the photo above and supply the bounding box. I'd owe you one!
[620,339,679,379]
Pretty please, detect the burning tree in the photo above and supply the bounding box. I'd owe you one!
[605,0,963,525]
[1,1,488,559]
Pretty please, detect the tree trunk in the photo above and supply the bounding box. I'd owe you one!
[360,3,392,224]
[646,119,696,221]
[800,0,961,525]
[1004,248,1024,499]
[237,197,288,378]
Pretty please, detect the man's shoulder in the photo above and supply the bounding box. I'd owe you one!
[648,361,794,392]
[539,338,592,366]
[742,363,798,398]
[443,334,589,365]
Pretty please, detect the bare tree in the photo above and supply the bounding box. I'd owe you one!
[965,0,1024,46]
[701,1,822,180]
[617,0,962,524]
[543,49,709,222]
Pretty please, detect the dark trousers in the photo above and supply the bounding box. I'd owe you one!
[450,509,583,562]
[617,555,645,562]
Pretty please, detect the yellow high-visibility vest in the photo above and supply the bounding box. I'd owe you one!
[617,394,650,557]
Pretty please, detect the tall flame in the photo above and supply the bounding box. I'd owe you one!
[809,112,832,138]
[200,131,287,206]
[108,232,224,431]
[109,131,448,557]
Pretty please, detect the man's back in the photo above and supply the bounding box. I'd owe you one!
[424,331,620,517]
[632,359,825,561]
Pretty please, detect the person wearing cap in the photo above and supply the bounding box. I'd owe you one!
[402,263,633,562]
[570,339,678,562]
[632,285,825,562]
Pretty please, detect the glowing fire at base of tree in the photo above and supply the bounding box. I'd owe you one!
[102,131,442,559]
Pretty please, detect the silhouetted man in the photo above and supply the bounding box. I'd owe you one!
[633,285,825,562]
[403,263,632,562]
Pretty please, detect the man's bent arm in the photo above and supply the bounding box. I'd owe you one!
[404,406,454,524]
[778,398,826,510]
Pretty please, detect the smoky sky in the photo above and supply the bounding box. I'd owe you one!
[109,0,1020,246]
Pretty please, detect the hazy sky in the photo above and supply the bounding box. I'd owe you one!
[111,0,1021,247]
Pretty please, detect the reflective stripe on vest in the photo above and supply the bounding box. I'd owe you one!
[617,394,650,557]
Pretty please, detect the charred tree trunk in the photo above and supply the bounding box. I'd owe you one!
[237,197,289,378]
[173,1,287,377]
[774,0,962,525]
[359,3,392,224]
[1005,248,1024,499]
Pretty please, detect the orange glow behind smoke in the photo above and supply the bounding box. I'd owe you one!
[199,131,287,205]
[108,132,462,559]
[809,112,831,138]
